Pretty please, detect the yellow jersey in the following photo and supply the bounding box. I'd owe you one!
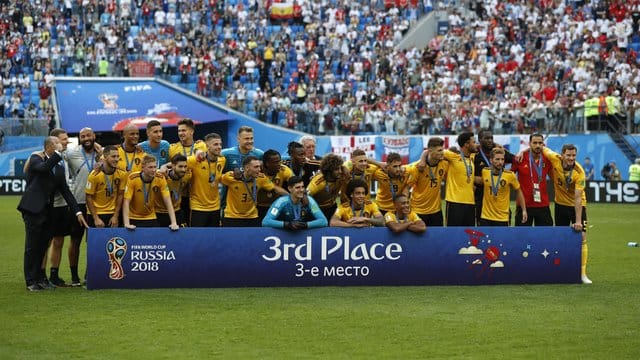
[307,173,345,208]
[124,172,170,220]
[373,167,415,212]
[443,150,476,204]
[117,146,146,173]
[406,160,448,215]
[168,141,208,161]
[257,165,293,207]
[543,148,587,207]
[479,168,520,222]
[187,155,226,211]
[340,162,379,203]
[155,170,192,213]
[333,201,381,222]
[384,210,421,224]
[85,168,128,215]
[220,172,275,219]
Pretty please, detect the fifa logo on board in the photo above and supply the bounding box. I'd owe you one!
[106,237,127,280]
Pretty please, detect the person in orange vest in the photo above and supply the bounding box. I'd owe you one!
[597,92,608,131]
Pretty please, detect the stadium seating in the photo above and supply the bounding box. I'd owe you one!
[1,0,638,137]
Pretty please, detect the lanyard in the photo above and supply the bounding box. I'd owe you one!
[243,177,257,203]
[388,177,397,199]
[479,149,491,168]
[564,167,574,191]
[427,162,437,182]
[292,203,302,220]
[351,203,364,218]
[490,168,503,197]
[122,144,133,171]
[182,143,195,157]
[324,180,333,195]
[169,170,182,201]
[461,154,472,182]
[528,152,544,184]
[141,177,152,209]
[352,171,365,181]
[81,150,95,172]
[207,155,217,183]
[104,170,113,196]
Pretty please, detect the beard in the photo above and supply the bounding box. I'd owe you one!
[82,139,95,151]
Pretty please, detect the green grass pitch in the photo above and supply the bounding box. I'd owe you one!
[0,196,638,359]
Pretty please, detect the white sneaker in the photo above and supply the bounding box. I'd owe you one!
[581,275,593,284]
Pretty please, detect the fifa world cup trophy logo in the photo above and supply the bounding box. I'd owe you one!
[99,93,119,109]
[106,237,127,280]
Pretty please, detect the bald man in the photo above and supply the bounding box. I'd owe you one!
[117,124,147,173]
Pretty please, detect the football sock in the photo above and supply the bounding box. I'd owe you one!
[70,266,79,281]
[50,267,59,280]
[581,241,588,277]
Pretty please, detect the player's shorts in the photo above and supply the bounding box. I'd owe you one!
[417,211,444,227]
[515,206,553,226]
[222,217,260,227]
[51,206,72,237]
[554,204,588,227]
[190,209,221,227]
[157,210,185,228]
[69,204,87,238]
[445,202,475,227]
[88,213,115,228]
[478,218,509,227]
[130,219,159,228]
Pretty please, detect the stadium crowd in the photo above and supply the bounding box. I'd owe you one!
[1,0,640,137]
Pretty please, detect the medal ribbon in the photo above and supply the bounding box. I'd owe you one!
[81,150,95,172]
[490,168,503,197]
[529,152,544,185]
[461,154,472,182]
[243,177,257,203]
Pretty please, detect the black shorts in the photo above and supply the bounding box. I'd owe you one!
[320,204,337,224]
[418,211,444,227]
[554,204,588,227]
[190,209,221,227]
[130,219,159,228]
[445,202,475,227]
[69,204,87,238]
[222,217,259,227]
[257,206,270,224]
[515,206,553,226]
[157,210,185,228]
[180,196,191,226]
[478,218,509,227]
[88,213,116,228]
[51,206,72,236]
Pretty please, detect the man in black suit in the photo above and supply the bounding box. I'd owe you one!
[18,136,88,292]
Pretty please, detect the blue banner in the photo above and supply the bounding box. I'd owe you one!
[87,227,581,289]
[54,79,232,133]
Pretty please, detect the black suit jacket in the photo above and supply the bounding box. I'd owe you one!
[17,151,80,215]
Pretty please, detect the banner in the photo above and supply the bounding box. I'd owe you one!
[270,1,294,19]
[0,176,26,195]
[54,79,232,133]
[585,181,640,203]
[87,227,581,289]
[330,135,376,161]
[376,136,423,163]
[129,61,155,77]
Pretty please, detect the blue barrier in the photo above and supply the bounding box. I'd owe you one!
[87,227,581,289]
